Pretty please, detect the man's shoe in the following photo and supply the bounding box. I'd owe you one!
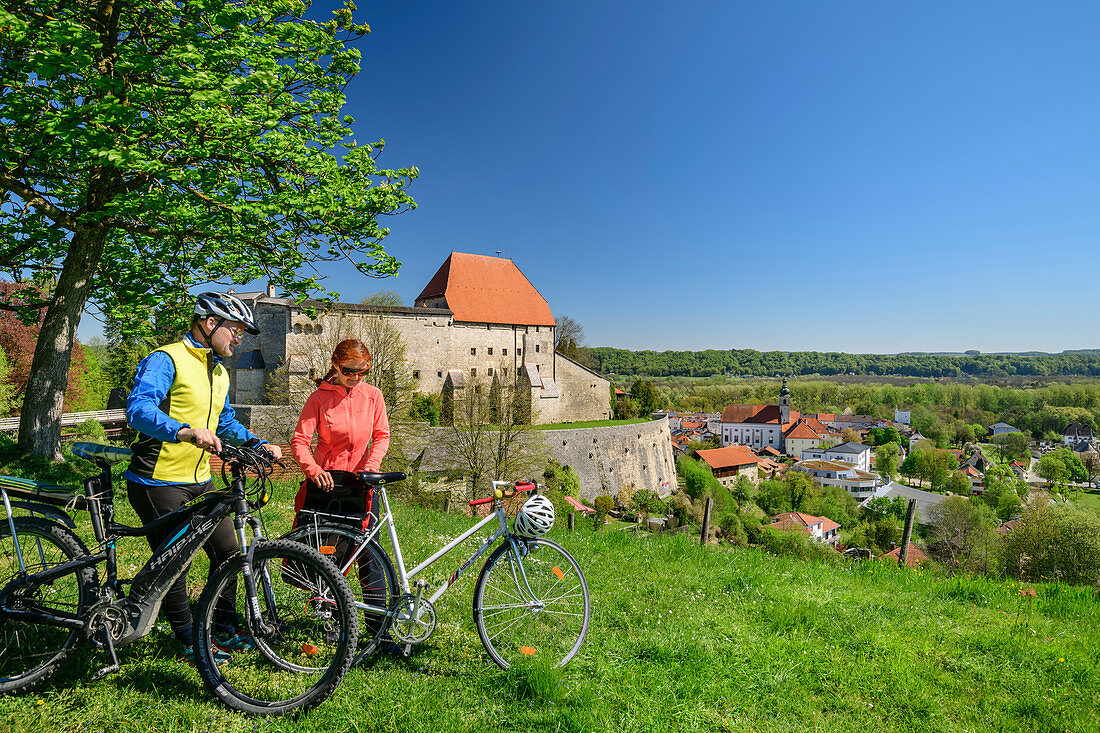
[213,623,257,652]
[179,640,232,667]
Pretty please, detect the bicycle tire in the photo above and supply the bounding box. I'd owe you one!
[0,516,97,695]
[281,523,397,665]
[192,539,359,716]
[473,537,590,670]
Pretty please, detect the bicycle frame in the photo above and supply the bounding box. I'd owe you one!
[337,481,530,613]
[0,457,265,648]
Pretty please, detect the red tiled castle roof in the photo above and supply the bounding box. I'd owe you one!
[415,253,555,327]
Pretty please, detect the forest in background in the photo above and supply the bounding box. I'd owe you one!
[587,346,1100,379]
[648,377,1100,445]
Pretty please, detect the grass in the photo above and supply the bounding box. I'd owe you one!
[532,418,649,430]
[1,454,1099,732]
[1067,486,1100,513]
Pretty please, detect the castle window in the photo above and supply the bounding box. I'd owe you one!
[488,347,493,355]
[471,368,476,377]
[488,367,494,376]
[413,370,420,379]
[517,348,522,356]
[535,344,540,353]
[437,371,443,378]
[502,349,507,356]
[470,348,476,355]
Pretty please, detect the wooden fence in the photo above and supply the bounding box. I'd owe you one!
[0,409,128,435]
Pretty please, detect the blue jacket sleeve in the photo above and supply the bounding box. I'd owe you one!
[126,351,186,443]
[217,393,262,446]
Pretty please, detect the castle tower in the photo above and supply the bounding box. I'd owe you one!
[779,377,791,425]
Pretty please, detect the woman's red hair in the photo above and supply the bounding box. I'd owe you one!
[317,339,372,385]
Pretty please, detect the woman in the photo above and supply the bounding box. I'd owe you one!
[290,339,391,649]
[291,338,390,520]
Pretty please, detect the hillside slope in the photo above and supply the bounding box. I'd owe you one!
[0,496,1096,732]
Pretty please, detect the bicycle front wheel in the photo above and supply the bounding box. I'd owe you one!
[193,539,359,716]
[473,537,590,669]
[281,523,397,665]
[0,516,97,696]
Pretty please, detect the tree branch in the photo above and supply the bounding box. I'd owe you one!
[0,171,78,231]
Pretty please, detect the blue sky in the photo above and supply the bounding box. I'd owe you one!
[85,2,1100,353]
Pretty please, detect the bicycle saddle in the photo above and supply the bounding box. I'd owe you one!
[357,471,406,486]
[72,443,133,463]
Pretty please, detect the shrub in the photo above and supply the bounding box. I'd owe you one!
[1002,502,1100,585]
[718,513,746,546]
[73,418,107,442]
[757,526,839,563]
[668,493,701,526]
[616,483,635,511]
[561,466,581,498]
[593,495,614,521]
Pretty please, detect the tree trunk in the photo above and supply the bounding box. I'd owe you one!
[17,223,109,459]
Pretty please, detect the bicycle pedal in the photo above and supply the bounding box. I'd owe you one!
[90,663,119,681]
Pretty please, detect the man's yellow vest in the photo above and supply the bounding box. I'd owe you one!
[129,340,230,484]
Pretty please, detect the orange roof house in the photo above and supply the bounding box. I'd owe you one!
[878,545,930,568]
[415,252,555,326]
[694,445,760,471]
[783,421,822,441]
[768,512,841,545]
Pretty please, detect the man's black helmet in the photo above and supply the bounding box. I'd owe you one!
[194,292,261,334]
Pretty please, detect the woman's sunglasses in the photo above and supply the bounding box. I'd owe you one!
[339,365,369,377]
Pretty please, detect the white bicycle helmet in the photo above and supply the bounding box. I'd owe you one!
[194,291,261,334]
[514,494,555,537]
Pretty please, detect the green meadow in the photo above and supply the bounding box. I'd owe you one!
[0,470,1097,733]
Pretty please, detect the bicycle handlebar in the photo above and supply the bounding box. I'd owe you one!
[467,481,537,507]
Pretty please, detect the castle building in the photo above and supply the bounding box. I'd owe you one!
[225,252,611,424]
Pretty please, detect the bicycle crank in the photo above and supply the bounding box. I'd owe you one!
[389,593,437,645]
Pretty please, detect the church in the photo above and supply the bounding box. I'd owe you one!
[719,379,799,452]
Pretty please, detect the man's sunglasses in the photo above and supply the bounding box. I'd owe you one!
[339,365,369,376]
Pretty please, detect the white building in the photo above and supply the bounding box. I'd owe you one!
[800,441,873,472]
[794,459,881,500]
[720,379,797,451]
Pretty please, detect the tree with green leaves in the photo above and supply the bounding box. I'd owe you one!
[730,475,754,512]
[874,441,900,480]
[946,469,971,496]
[991,431,1029,462]
[630,379,662,416]
[1,0,416,458]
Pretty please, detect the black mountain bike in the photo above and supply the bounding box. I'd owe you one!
[0,441,359,716]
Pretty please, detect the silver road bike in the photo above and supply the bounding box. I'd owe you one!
[283,476,590,669]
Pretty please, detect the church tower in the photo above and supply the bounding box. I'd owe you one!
[779,377,791,425]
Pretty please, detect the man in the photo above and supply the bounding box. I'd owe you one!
[125,291,283,665]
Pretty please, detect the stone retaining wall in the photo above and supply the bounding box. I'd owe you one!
[234,406,676,502]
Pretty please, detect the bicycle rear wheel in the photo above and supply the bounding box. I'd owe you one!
[192,539,359,716]
[281,523,397,665]
[473,537,590,669]
[0,517,97,695]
